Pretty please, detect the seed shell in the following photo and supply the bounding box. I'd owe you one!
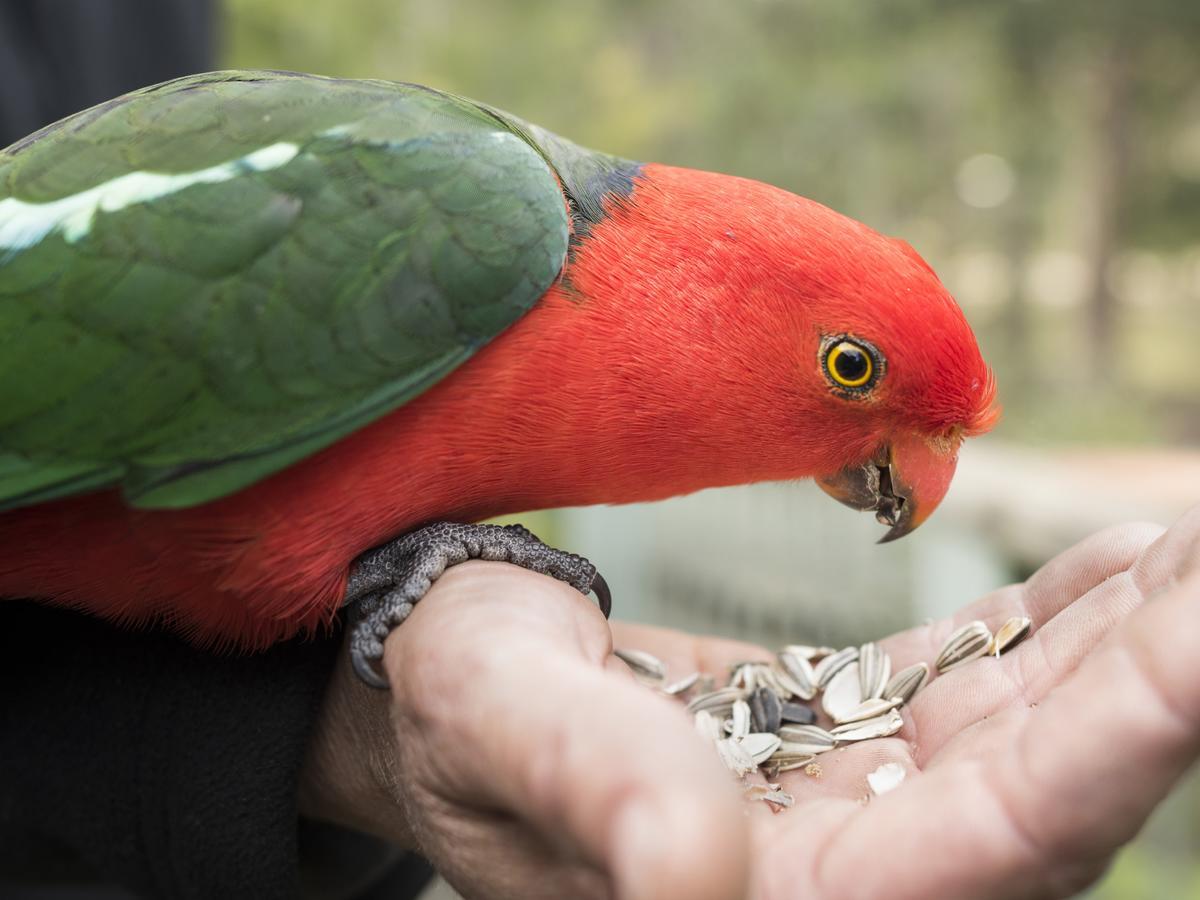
[777,651,818,700]
[716,737,758,776]
[830,709,904,741]
[729,662,758,691]
[662,671,700,696]
[821,661,864,722]
[687,686,746,716]
[935,620,993,673]
[883,662,929,704]
[767,752,818,773]
[729,699,751,740]
[831,696,902,725]
[988,616,1033,656]
[814,646,859,688]
[858,642,892,700]
[742,732,783,764]
[693,710,722,743]
[777,724,836,754]
[614,648,666,681]
[867,762,907,796]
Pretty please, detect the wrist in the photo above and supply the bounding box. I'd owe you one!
[298,640,417,849]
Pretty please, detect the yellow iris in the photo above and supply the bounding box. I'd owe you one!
[826,340,873,388]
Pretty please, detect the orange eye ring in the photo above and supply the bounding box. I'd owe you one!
[823,338,880,391]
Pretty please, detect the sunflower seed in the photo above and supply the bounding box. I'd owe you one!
[729,699,751,740]
[936,621,993,672]
[988,616,1033,656]
[686,686,745,716]
[821,661,864,722]
[777,651,818,700]
[750,685,783,734]
[757,664,792,698]
[742,731,783,764]
[614,648,666,681]
[716,737,758,776]
[693,710,722,743]
[858,642,892,700]
[729,662,757,691]
[867,762,907,796]
[780,701,817,725]
[773,669,812,701]
[662,671,700,696]
[884,662,929,704]
[776,724,836,754]
[830,709,904,741]
[814,646,859,688]
[831,696,902,725]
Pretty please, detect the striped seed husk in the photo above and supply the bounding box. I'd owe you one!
[858,642,892,700]
[777,651,818,700]
[988,616,1033,656]
[814,646,859,688]
[614,648,666,682]
[884,662,929,704]
[935,620,993,673]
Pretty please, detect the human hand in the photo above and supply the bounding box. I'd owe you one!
[620,506,1200,900]
[301,506,1200,900]
[299,560,753,900]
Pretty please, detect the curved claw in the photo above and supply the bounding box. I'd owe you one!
[590,571,612,619]
[350,641,390,690]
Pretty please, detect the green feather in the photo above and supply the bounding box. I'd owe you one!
[0,71,638,510]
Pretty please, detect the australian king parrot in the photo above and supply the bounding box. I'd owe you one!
[0,71,998,685]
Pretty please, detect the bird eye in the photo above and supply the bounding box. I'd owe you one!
[822,337,881,391]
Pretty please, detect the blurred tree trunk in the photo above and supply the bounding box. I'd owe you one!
[1080,35,1133,385]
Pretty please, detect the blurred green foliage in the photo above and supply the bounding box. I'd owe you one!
[223,0,1200,449]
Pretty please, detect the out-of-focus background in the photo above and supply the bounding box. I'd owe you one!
[224,1,1200,897]
[5,0,1196,896]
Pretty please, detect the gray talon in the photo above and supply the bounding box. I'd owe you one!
[345,521,612,689]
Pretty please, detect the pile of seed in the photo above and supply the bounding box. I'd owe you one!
[615,615,1032,811]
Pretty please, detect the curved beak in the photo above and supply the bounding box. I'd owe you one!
[816,430,960,543]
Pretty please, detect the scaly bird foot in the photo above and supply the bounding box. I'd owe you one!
[345,522,611,688]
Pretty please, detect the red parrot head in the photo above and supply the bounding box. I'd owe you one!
[753,191,1000,541]
[562,165,999,541]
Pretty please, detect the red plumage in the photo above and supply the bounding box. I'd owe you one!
[0,166,997,648]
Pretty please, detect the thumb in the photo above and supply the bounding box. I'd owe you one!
[475,647,750,900]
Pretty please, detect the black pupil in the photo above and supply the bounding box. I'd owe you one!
[834,345,869,381]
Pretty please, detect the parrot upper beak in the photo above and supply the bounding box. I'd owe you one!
[815,430,960,543]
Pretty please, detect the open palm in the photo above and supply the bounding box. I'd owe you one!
[302,508,1200,900]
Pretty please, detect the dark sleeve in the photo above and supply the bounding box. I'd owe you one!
[0,601,340,899]
[0,604,435,900]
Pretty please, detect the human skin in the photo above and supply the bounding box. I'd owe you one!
[300,506,1200,900]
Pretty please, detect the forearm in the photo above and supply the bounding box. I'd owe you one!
[298,635,419,850]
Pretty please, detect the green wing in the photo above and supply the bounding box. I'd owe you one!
[0,71,574,510]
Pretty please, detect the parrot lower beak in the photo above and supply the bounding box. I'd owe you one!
[815,431,960,543]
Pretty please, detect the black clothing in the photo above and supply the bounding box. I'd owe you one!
[0,602,435,900]
[0,3,434,897]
